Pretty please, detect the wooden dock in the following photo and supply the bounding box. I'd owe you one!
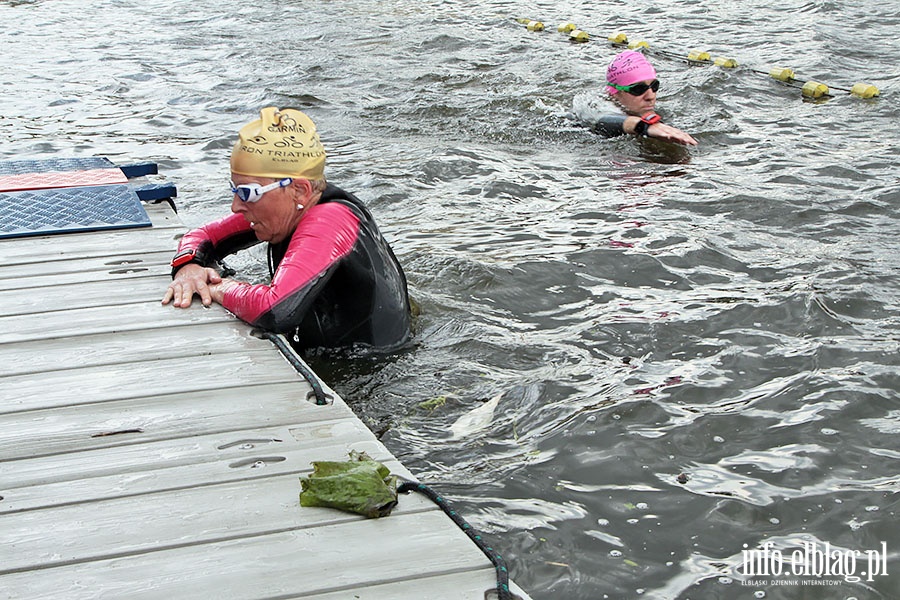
[0,161,529,599]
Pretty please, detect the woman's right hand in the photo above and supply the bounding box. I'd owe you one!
[162,263,223,308]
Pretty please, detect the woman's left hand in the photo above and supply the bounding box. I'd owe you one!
[207,279,242,305]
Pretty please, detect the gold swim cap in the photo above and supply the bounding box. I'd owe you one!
[230,107,326,180]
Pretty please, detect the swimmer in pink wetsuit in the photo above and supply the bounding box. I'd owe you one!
[163,107,411,352]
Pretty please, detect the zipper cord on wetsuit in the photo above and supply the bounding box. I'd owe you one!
[397,481,516,600]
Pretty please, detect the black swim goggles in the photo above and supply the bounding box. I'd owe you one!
[230,177,293,202]
[608,79,660,96]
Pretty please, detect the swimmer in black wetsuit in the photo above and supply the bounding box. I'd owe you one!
[591,50,698,147]
[162,107,412,353]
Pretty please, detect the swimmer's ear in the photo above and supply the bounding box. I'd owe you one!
[290,178,315,196]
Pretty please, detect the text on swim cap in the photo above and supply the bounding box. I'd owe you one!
[267,123,307,134]
[237,145,325,160]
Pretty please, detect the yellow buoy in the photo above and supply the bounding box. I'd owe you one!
[557,22,577,33]
[608,32,628,44]
[801,81,830,98]
[569,29,590,43]
[628,40,649,49]
[516,18,530,24]
[850,82,880,98]
[526,20,544,32]
[769,67,795,82]
[714,56,739,68]
[687,50,711,62]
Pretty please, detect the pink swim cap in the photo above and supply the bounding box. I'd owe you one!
[606,50,657,94]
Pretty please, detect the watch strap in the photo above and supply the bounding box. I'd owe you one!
[170,248,201,277]
[635,112,661,137]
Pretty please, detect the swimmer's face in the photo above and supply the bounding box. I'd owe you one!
[230,174,301,244]
[614,79,658,116]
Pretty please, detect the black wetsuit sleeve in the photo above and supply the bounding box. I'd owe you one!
[592,114,628,138]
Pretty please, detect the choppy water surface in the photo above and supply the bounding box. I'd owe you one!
[3,0,899,597]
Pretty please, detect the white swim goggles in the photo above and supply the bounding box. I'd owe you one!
[230,177,293,203]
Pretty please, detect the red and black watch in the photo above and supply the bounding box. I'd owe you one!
[170,248,200,277]
[633,112,661,137]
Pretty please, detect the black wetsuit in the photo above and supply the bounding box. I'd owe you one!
[172,184,412,352]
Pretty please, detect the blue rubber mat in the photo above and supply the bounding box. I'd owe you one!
[0,157,115,176]
[0,184,152,240]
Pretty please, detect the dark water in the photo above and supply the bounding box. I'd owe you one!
[3,0,899,598]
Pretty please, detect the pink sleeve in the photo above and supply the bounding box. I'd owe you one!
[220,202,361,328]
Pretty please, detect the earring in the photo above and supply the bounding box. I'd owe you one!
[297,204,304,211]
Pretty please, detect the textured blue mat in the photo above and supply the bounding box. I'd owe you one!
[0,157,115,176]
[0,184,152,240]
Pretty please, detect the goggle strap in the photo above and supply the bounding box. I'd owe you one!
[607,80,660,95]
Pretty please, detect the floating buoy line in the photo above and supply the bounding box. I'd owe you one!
[515,18,881,100]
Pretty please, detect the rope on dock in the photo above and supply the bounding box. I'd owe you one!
[398,481,516,600]
[260,331,332,405]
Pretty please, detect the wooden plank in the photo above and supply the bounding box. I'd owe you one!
[1,467,436,575]
[0,251,170,287]
[0,382,338,461]
[1,421,379,504]
[0,301,234,345]
[0,511,492,600]
[302,572,528,600]
[0,274,170,316]
[1,348,305,414]
[144,200,183,227]
[0,321,271,377]
[0,420,394,512]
